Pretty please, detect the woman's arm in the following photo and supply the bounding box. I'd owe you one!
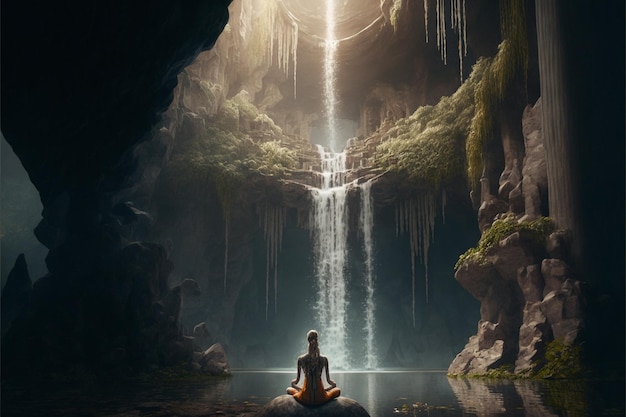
[323,356,336,388]
[291,358,302,389]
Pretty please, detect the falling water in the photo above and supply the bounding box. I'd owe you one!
[359,180,377,369]
[308,0,379,369]
[323,0,339,151]
[310,145,349,369]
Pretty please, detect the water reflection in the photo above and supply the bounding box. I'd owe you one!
[2,370,622,417]
[447,376,609,417]
[448,378,508,415]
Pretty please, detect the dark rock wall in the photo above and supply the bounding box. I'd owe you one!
[1,0,233,376]
[534,0,625,365]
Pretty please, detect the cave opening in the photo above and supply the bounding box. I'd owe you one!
[1,0,624,415]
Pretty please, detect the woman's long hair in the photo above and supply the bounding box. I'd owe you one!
[307,330,320,359]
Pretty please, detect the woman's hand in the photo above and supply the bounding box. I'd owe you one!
[291,379,301,390]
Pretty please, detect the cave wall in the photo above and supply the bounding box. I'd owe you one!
[1,0,621,376]
[1,0,234,376]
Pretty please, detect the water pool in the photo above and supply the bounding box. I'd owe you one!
[2,370,623,416]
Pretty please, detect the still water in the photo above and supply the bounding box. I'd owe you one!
[229,370,624,417]
[2,370,623,416]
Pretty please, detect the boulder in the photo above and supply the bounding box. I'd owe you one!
[448,325,506,376]
[515,302,550,373]
[468,340,505,373]
[545,230,570,261]
[255,395,370,417]
[541,259,572,297]
[477,199,509,233]
[540,279,584,344]
[192,322,213,351]
[487,231,539,282]
[517,264,544,303]
[454,261,501,301]
[200,343,230,375]
[477,320,504,350]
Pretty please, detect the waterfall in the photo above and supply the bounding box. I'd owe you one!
[310,145,349,368]
[307,0,379,369]
[359,180,377,369]
[324,0,339,151]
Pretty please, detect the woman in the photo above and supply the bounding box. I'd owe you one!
[286,330,341,405]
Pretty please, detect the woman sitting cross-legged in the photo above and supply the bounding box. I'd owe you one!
[286,329,341,405]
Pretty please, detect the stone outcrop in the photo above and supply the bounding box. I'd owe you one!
[255,395,370,417]
[520,99,548,219]
[1,0,233,378]
[192,343,231,376]
[449,98,586,377]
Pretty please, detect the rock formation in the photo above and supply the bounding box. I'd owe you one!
[448,98,586,377]
[1,0,234,378]
[255,395,370,417]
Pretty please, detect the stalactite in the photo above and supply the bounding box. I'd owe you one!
[424,0,429,42]
[292,20,298,98]
[441,188,447,225]
[258,202,286,319]
[427,0,467,82]
[253,1,299,99]
[396,192,436,326]
[223,221,229,293]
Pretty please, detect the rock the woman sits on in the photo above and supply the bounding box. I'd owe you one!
[287,330,341,405]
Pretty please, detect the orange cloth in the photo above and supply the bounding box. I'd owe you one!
[288,377,341,405]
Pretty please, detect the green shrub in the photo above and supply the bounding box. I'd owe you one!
[373,61,482,189]
[535,339,584,379]
[455,215,554,269]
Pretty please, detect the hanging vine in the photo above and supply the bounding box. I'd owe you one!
[415,0,468,82]
[257,201,287,320]
[396,192,436,327]
[465,0,528,189]
[216,171,242,293]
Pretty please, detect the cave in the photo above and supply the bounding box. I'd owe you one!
[1,0,624,416]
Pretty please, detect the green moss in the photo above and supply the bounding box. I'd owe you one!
[216,99,240,132]
[455,215,554,269]
[466,0,528,189]
[156,97,305,218]
[373,61,482,189]
[257,141,297,176]
[466,365,520,379]
[535,339,585,379]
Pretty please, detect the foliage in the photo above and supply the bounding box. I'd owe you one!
[466,0,528,188]
[157,95,301,218]
[257,141,297,176]
[466,365,520,379]
[535,339,585,379]
[373,60,484,189]
[455,215,554,269]
[375,1,528,191]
